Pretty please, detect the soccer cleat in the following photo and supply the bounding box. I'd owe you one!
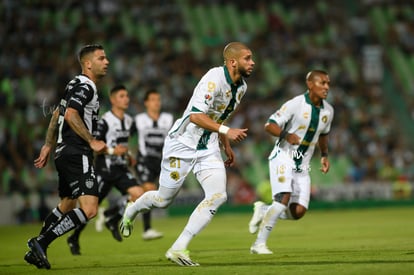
[250,243,273,255]
[105,219,123,242]
[67,234,81,255]
[249,201,265,234]
[119,218,134,238]
[24,251,44,269]
[27,238,51,269]
[142,229,163,241]
[165,249,200,266]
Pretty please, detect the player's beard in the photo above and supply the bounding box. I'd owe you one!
[239,67,251,78]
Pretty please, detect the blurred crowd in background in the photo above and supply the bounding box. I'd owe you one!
[1,0,414,223]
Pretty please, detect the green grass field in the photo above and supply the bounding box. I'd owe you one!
[1,206,413,274]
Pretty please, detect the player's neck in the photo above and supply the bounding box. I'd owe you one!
[112,108,125,120]
[147,110,160,121]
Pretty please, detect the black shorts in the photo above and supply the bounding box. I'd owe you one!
[135,156,161,184]
[97,165,138,200]
[55,151,99,199]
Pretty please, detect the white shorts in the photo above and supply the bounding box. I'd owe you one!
[269,150,311,209]
[159,136,225,189]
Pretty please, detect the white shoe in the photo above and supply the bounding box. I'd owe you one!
[250,243,273,255]
[95,207,105,232]
[249,201,265,234]
[165,249,200,266]
[142,229,163,240]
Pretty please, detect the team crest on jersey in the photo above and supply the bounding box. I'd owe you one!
[303,112,309,119]
[278,176,286,183]
[170,171,180,181]
[225,90,231,98]
[322,115,328,123]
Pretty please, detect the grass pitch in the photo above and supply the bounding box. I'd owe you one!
[1,206,413,274]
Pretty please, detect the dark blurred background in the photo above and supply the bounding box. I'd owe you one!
[1,0,413,225]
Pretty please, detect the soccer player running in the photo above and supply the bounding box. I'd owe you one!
[248,70,334,254]
[66,84,146,255]
[134,89,174,240]
[25,44,109,269]
[120,42,255,266]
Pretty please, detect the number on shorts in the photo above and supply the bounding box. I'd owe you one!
[169,157,181,168]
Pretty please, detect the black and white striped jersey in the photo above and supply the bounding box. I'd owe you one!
[95,111,135,169]
[56,74,100,153]
[134,112,173,158]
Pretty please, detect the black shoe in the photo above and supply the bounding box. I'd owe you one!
[67,234,81,255]
[24,251,44,269]
[27,238,51,269]
[105,220,122,242]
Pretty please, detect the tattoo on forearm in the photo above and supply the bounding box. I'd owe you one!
[45,110,59,147]
[68,112,93,143]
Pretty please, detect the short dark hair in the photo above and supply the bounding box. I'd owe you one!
[143,88,159,101]
[306,70,328,81]
[78,44,104,63]
[109,84,127,96]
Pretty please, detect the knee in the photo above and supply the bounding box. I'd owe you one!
[210,192,227,207]
[128,186,145,202]
[82,207,98,219]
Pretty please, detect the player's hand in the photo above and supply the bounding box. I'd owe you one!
[226,128,248,143]
[320,156,330,174]
[286,133,301,145]
[34,145,52,168]
[89,139,106,153]
[223,146,236,167]
[114,145,128,155]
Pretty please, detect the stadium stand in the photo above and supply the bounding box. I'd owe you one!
[0,0,413,224]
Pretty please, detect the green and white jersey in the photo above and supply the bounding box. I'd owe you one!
[168,66,247,150]
[268,92,334,170]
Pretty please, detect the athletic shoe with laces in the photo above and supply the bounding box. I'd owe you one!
[119,218,133,238]
[105,219,123,242]
[248,201,265,234]
[165,249,200,266]
[67,234,81,255]
[24,251,44,269]
[250,243,273,255]
[27,238,51,269]
[142,228,163,241]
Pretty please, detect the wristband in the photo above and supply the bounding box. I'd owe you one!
[280,130,288,140]
[107,147,114,155]
[321,152,328,157]
[218,125,230,135]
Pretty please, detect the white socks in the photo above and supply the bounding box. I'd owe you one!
[254,201,287,245]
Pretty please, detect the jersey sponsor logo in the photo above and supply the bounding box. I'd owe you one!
[298,125,306,130]
[75,89,87,99]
